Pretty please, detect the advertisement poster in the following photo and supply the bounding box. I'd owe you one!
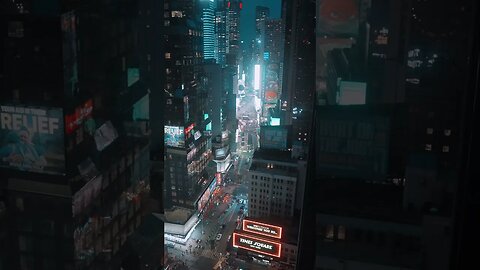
[233,232,282,258]
[243,219,283,239]
[0,105,65,175]
[317,0,359,37]
[264,63,280,104]
[165,126,185,148]
[65,99,93,134]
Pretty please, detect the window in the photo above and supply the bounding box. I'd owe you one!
[425,144,432,151]
[8,21,24,38]
[426,128,434,134]
[164,20,170,26]
[16,197,24,211]
[171,11,183,18]
[337,226,346,240]
[165,52,171,59]
[444,129,451,136]
[442,146,450,152]
[325,225,334,239]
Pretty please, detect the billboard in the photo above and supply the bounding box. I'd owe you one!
[65,99,93,134]
[165,126,185,148]
[317,0,359,37]
[264,63,280,104]
[254,65,261,90]
[215,147,228,159]
[233,232,282,258]
[94,121,118,151]
[242,220,282,239]
[0,105,65,175]
[270,117,280,126]
[338,81,366,105]
[197,177,217,212]
[260,126,288,151]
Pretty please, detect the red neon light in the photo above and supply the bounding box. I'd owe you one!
[232,232,282,258]
[228,1,231,8]
[242,220,283,239]
[185,123,195,134]
[239,2,243,9]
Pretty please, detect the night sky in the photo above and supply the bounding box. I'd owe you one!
[240,0,282,44]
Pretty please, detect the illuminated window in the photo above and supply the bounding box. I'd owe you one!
[425,144,432,151]
[444,129,451,136]
[164,20,170,26]
[325,225,334,239]
[442,146,450,153]
[165,52,171,59]
[426,128,433,134]
[171,11,183,18]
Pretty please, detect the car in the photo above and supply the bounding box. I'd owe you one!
[216,233,222,241]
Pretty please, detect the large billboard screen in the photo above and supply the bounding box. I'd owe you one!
[315,106,390,180]
[338,81,366,105]
[243,220,282,239]
[317,0,359,37]
[197,177,217,212]
[233,232,282,258]
[260,126,288,151]
[165,126,185,148]
[264,63,280,104]
[254,64,261,90]
[0,105,65,175]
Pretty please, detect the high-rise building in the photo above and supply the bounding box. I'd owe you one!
[201,0,216,60]
[0,0,156,269]
[254,6,270,63]
[215,3,228,66]
[226,0,242,65]
[280,0,315,159]
[247,149,305,219]
[262,19,285,121]
[162,0,215,239]
[300,1,478,270]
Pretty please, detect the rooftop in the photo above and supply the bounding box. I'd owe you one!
[253,149,294,163]
[164,207,196,225]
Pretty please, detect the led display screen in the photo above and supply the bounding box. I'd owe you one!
[0,105,65,175]
[243,220,283,239]
[65,99,93,134]
[233,233,282,258]
[164,126,185,148]
[254,65,261,90]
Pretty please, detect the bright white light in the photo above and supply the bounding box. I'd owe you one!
[242,72,245,82]
[254,65,261,90]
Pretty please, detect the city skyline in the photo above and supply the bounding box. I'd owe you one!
[0,0,479,270]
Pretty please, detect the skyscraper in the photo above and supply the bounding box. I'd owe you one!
[163,0,215,239]
[0,0,155,269]
[215,3,228,66]
[280,0,315,159]
[201,0,216,60]
[301,1,478,270]
[226,0,242,65]
[254,6,270,63]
